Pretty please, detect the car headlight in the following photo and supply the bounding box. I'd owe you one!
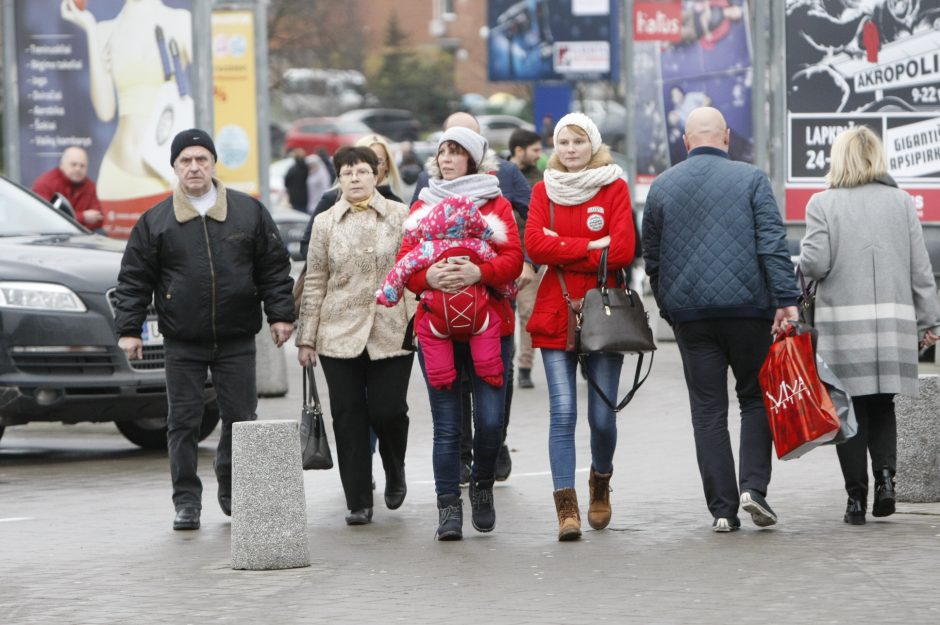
[0,281,87,312]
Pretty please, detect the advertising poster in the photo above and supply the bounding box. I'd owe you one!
[632,0,753,200]
[211,10,259,197]
[785,0,940,221]
[16,0,195,237]
[487,0,619,82]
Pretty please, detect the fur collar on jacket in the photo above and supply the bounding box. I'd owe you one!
[173,179,228,223]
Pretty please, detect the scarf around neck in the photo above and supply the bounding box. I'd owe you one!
[543,164,622,206]
[418,173,501,209]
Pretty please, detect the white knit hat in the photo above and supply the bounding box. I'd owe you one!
[438,127,488,166]
[554,112,602,154]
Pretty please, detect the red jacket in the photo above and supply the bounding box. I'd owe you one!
[32,167,101,229]
[401,195,523,337]
[524,178,635,350]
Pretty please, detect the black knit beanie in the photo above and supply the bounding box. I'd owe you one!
[170,128,218,166]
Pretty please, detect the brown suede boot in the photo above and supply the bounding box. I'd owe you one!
[553,488,582,541]
[588,468,612,530]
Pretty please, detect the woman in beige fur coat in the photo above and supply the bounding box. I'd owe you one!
[296,146,414,526]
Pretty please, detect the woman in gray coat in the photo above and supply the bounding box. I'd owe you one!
[800,126,940,525]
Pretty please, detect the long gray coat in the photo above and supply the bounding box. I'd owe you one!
[800,182,940,397]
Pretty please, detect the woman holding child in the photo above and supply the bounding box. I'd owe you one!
[396,127,523,540]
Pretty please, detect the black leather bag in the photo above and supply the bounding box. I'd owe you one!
[553,245,655,413]
[300,366,333,470]
[578,248,657,354]
[796,266,816,326]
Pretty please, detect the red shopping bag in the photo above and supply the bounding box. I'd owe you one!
[758,324,840,460]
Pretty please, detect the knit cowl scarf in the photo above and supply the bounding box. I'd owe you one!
[543,164,623,206]
[417,173,501,209]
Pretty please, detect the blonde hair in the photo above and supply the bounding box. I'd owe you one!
[547,125,613,172]
[355,134,402,198]
[826,126,888,188]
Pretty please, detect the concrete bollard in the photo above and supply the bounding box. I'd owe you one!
[231,420,310,570]
[894,374,940,503]
[255,322,288,397]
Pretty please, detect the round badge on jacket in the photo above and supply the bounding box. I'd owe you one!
[586,213,605,232]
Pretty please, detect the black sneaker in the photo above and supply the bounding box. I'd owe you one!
[469,480,496,532]
[436,493,463,541]
[495,445,512,481]
[459,463,471,487]
[518,368,534,389]
[712,517,741,533]
[741,490,778,527]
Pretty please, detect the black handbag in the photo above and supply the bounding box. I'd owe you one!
[796,266,816,326]
[300,366,333,470]
[549,202,655,412]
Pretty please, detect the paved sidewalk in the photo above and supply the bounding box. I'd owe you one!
[1,338,939,625]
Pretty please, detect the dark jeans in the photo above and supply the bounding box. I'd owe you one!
[837,393,896,502]
[420,335,513,495]
[460,340,515,466]
[319,352,413,511]
[164,336,257,511]
[674,318,774,519]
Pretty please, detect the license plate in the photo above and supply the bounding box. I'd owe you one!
[140,320,164,346]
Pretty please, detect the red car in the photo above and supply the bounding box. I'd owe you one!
[282,117,372,157]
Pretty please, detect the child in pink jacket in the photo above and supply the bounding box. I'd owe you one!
[376,195,512,389]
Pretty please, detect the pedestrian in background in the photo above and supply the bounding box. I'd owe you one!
[643,107,799,533]
[401,126,523,540]
[114,129,295,531]
[32,146,104,231]
[296,146,414,526]
[283,148,309,213]
[508,128,543,390]
[800,126,940,525]
[305,152,332,215]
[524,113,634,541]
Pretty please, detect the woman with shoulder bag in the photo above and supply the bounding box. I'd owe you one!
[524,113,636,541]
[800,126,940,526]
[295,146,415,526]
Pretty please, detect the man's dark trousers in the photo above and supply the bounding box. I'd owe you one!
[673,318,774,520]
[164,336,257,510]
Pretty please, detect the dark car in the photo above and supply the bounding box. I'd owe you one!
[0,178,218,449]
[340,108,422,142]
[282,117,372,157]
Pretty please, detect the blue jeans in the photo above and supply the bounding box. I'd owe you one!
[541,349,624,490]
[418,335,513,496]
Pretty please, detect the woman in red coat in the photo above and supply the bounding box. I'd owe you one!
[524,113,635,541]
[397,127,523,541]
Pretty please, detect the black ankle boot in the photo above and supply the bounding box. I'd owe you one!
[872,468,896,517]
[469,479,495,532]
[844,497,866,525]
[436,493,463,541]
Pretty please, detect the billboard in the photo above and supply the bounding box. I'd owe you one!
[15,0,195,237]
[211,10,259,197]
[632,0,753,200]
[784,0,940,221]
[487,0,619,82]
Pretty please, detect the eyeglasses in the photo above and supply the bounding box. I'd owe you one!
[339,167,375,179]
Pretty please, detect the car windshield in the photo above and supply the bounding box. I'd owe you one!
[0,179,85,236]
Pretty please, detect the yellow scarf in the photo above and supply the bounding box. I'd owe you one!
[350,198,371,212]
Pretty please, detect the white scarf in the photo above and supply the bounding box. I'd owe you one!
[418,173,501,209]
[543,164,623,206]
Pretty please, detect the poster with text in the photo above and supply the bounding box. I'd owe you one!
[785,0,940,221]
[633,0,753,200]
[487,0,619,82]
[16,0,195,237]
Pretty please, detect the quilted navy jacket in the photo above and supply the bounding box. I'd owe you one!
[642,147,799,325]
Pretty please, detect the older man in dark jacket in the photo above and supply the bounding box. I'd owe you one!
[643,107,800,533]
[114,129,295,531]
